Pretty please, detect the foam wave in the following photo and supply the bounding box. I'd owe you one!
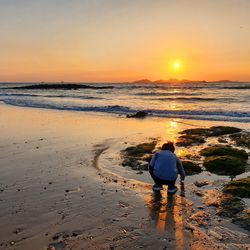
[134,92,200,96]
[3,98,250,123]
[0,93,40,97]
[155,97,236,102]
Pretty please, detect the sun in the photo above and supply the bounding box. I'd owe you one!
[173,61,181,70]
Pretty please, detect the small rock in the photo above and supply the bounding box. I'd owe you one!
[13,228,22,234]
[189,211,209,225]
[126,111,148,118]
[52,235,59,240]
[194,180,210,187]
[47,246,56,250]
[194,190,204,196]
[197,206,204,210]
[208,230,223,240]
[72,231,79,237]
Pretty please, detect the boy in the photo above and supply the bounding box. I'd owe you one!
[149,142,185,193]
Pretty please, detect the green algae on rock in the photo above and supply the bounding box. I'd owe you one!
[121,141,157,170]
[203,156,246,176]
[218,195,249,230]
[221,178,250,230]
[182,160,202,175]
[223,177,250,198]
[180,128,210,136]
[176,134,205,147]
[218,196,245,216]
[123,142,157,158]
[229,131,250,149]
[209,126,242,136]
[177,126,242,147]
[232,212,250,231]
[180,126,241,137]
[200,145,248,160]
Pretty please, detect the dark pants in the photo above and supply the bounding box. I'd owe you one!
[149,171,176,189]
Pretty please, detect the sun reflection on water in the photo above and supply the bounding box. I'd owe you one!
[162,120,180,143]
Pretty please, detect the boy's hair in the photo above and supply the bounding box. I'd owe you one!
[161,142,175,152]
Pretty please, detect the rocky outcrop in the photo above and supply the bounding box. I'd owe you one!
[126,111,148,118]
[9,84,114,90]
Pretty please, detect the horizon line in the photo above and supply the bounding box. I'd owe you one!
[0,79,250,84]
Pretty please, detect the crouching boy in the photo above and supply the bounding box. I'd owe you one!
[149,142,185,193]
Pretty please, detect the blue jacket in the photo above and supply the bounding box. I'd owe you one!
[149,150,185,181]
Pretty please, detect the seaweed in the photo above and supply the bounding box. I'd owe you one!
[203,156,246,176]
[200,145,248,160]
[223,177,250,198]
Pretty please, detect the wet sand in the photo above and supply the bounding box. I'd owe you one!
[0,104,249,250]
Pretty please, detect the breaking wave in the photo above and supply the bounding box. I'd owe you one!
[3,97,250,123]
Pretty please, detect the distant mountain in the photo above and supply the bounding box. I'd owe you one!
[132,78,207,84]
[131,79,239,84]
[132,79,153,84]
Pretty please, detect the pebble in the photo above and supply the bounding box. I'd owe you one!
[197,206,204,210]
[208,230,223,240]
[194,180,210,187]
[47,246,56,250]
[194,190,204,196]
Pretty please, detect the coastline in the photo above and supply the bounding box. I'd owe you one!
[0,103,249,250]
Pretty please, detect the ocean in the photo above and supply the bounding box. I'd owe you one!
[0,82,250,123]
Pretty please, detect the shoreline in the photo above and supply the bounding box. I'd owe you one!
[1,102,250,130]
[0,104,249,249]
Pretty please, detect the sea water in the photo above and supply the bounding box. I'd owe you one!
[0,81,249,123]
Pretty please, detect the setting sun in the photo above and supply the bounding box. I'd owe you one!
[173,62,181,70]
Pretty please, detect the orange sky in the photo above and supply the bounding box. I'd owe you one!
[0,0,250,82]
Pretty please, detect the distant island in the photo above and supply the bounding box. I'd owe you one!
[8,83,114,90]
[132,79,238,84]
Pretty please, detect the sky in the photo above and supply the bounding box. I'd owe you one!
[0,0,250,82]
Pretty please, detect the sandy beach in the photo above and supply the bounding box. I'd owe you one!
[0,104,249,250]
[1,0,250,249]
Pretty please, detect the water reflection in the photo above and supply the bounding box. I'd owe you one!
[145,183,191,250]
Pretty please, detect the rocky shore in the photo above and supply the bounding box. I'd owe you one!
[120,126,250,231]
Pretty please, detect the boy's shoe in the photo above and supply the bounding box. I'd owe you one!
[152,184,163,191]
[167,186,178,193]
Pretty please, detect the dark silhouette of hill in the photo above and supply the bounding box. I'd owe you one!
[9,83,114,90]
